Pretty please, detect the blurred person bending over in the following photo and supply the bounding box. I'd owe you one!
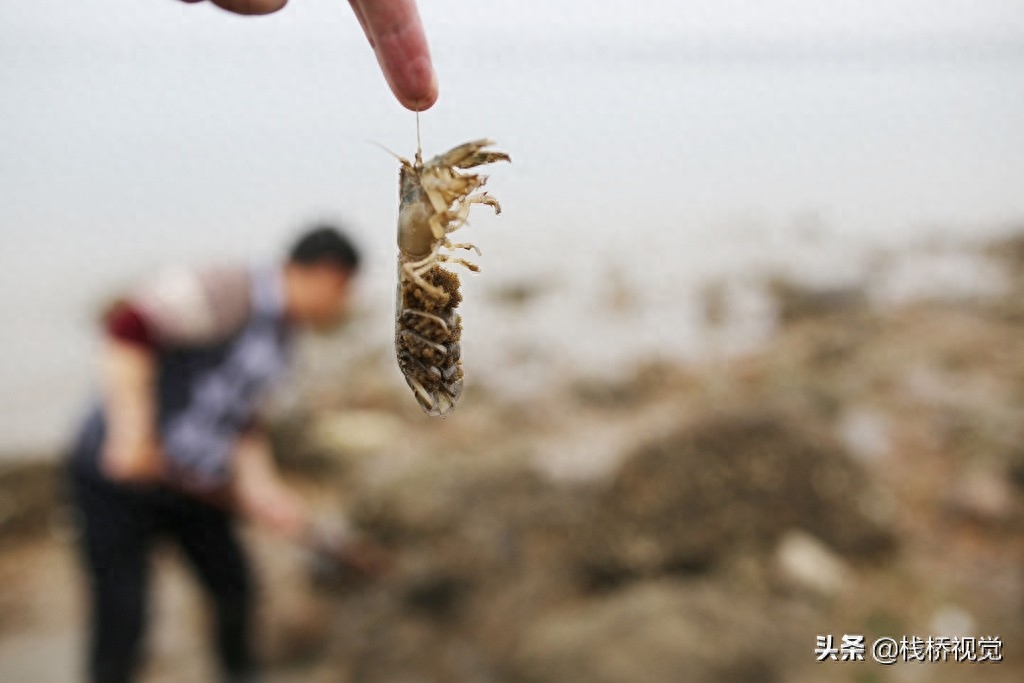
[67,226,360,683]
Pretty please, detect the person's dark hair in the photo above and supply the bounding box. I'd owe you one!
[288,225,361,273]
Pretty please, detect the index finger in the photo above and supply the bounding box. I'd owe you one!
[349,0,438,111]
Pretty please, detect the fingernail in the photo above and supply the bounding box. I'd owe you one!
[399,56,438,111]
[416,71,439,111]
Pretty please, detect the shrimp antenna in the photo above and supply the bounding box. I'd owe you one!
[366,140,408,164]
[415,111,423,165]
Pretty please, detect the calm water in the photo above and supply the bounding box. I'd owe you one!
[2,1,1023,453]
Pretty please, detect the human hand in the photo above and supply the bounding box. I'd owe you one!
[180,0,438,111]
[101,433,165,483]
[347,0,438,111]
[230,430,312,536]
[306,523,393,587]
[337,537,393,577]
[240,480,311,537]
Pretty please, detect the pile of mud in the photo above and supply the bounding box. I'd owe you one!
[580,411,895,587]
[318,410,893,683]
[0,461,57,542]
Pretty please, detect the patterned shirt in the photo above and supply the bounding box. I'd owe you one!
[72,265,293,489]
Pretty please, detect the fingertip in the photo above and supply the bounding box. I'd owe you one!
[365,6,438,112]
[407,75,439,112]
[393,57,438,111]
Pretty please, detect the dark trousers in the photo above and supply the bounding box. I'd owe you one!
[69,467,255,683]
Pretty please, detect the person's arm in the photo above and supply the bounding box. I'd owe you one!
[99,339,165,482]
[98,266,249,483]
[180,0,437,111]
[231,430,310,538]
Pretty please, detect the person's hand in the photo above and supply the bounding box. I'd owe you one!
[231,430,312,538]
[180,0,438,111]
[336,537,393,578]
[347,0,438,111]
[102,433,165,483]
[240,482,310,538]
[306,523,393,588]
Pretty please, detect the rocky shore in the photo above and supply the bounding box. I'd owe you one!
[2,233,1024,682]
